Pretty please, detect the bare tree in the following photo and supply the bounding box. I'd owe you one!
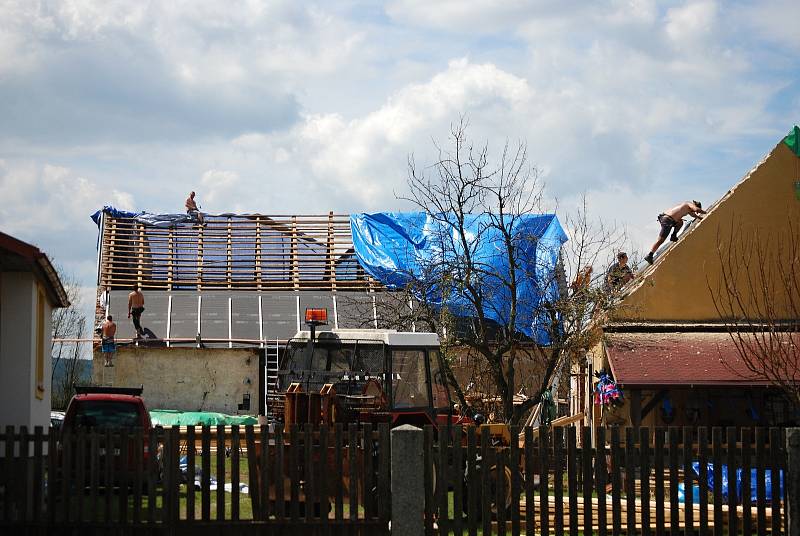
[51,269,89,409]
[360,119,625,425]
[710,219,800,409]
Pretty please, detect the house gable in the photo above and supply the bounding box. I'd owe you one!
[613,135,800,322]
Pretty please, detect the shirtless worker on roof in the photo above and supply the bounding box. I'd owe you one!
[644,200,707,264]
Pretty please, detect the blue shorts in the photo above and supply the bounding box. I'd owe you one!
[102,340,116,353]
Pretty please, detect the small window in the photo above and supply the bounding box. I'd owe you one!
[428,350,450,410]
[392,349,428,408]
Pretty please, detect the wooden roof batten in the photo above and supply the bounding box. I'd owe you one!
[98,212,381,292]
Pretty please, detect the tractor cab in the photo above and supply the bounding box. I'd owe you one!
[271,309,458,428]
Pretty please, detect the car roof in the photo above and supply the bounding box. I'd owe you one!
[73,393,144,403]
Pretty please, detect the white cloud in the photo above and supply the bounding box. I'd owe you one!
[664,0,718,48]
[200,169,240,205]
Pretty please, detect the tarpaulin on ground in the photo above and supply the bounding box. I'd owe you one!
[149,410,258,427]
[687,462,785,502]
[350,212,568,345]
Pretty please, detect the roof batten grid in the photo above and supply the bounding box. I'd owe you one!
[98,213,376,292]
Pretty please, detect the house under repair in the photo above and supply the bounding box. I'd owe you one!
[577,126,800,431]
[91,209,567,418]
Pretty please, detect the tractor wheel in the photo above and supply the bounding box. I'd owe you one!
[461,463,513,520]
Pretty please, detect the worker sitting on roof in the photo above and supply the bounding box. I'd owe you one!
[185,191,205,225]
[605,251,633,290]
[644,200,706,264]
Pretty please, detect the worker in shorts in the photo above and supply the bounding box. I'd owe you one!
[645,200,706,264]
[101,315,117,366]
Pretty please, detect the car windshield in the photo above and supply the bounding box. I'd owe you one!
[73,401,141,428]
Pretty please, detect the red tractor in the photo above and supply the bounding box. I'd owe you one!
[258,308,513,517]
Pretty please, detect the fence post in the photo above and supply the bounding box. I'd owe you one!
[787,428,800,536]
[391,424,424,536]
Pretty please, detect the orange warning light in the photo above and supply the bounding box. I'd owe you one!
[305,308,328,325]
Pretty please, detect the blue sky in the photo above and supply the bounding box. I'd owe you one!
[1,0,798,322]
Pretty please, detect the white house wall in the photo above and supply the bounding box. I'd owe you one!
[0,271,52,429]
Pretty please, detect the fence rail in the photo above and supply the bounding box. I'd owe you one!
[0,423,390,535]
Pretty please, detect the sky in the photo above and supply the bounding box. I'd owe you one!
[1,0,799,326]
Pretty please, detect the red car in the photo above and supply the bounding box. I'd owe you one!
[61,385,160,485]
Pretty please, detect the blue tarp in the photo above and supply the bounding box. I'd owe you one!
[350,212,568,345]
[91,206,197,228]
[685,462,785,502]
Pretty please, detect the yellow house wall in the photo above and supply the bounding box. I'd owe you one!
[614,142,800,321]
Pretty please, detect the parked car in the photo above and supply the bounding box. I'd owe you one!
[59,385,161,487]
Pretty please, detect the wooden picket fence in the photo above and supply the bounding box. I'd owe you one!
[425,425,788,536]
[0,423,390,535]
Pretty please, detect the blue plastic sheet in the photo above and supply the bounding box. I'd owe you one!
[350,212,568,344]
[692,462,785,502]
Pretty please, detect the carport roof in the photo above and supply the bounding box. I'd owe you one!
[605,332,776,387]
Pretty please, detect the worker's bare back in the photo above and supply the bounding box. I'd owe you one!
[102,320,116,339]
[664,201,702,220]
[128,290,144,308]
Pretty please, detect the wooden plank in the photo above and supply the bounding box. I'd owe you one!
[654,427,665,536]
[698,427,709,536]
[19,426,30,522]
[105,428,113,523]
[47,426,58,525]
[540,427,550,536]
[347,424,357,522]
[244,425,259,520]
[755,427,767,536]
[510,425,521,536]
[258,425,269,521]
[318,424,329,527]
[216,424,226,520]
[364,423,374,521]
[497,442,507,535]
[741,428,752,536]
[32,427,44,522]
[187,425,196,521]
[334,424,343,522]
[379,423,392,524]
[584,426,594,536]
[553,426,565,536]
[640,427,651,536]
[625,427,636,536]
[171,426,181,525]
[467,425,479,536]
[231,425,240,521]
[90,432,100,524]
[481,426,492,536]
[119,428,130,524]
[682,427,693,535]
[424,425,434,535]
[567,426,578,536]
[133,427,144,524]
[726,427,738,536]
[304,425,313,523]
[59,430,70,523]
[274,425,286,521]
[290,424,300,522]
[201,426,211,521]
[147,427,158,524]
[669,427,679,536]
[611,427,622,536]
[595,427,606,536]
[712,427,723,536]
[768,427,781,535]
[75,430,85,523]
[439,424,449,533]
[275,425,286,520]
[453,424,465,536]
